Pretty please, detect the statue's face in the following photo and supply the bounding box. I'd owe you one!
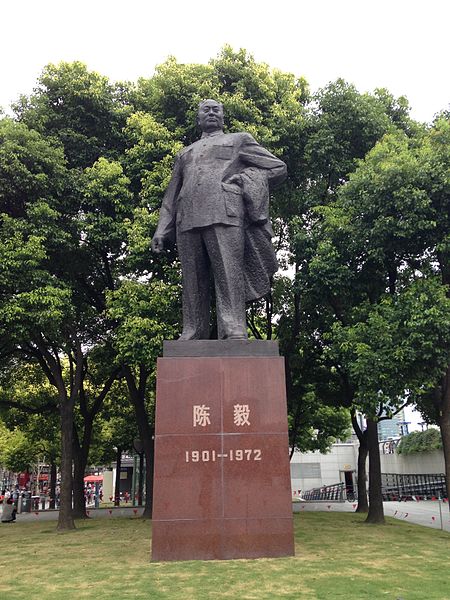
[198,100,224,133]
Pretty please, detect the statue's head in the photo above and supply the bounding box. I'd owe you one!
[197,99,224,133]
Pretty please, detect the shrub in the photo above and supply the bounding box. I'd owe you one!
[397,428,442,454]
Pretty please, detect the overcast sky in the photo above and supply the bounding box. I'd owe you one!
[1,0,449,123]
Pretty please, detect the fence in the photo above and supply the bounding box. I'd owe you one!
[381,472,447,500]
[302,482,346,502]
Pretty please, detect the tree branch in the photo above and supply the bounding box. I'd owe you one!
[79,382,88,418]
[378,400,411,422]
[247,315,262,340]
[33,337,66,399]
[351,408,364,442]
[21,343,58,388]
[91,367,121,418]
[69,339,84,405]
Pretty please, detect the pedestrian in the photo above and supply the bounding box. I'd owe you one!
[1,497,17,523]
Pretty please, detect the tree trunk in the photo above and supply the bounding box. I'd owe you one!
[124,366,154,518]
[33,340,83,531]
[356,433,369,513]
[350,411,369,513]
[57,399,76,531]
[49,461,57,510]
[114,447,122,507]
[72,446,88,518]
[71,370,118,517]
[438,366,450,506]
[71,418,93,518]
[365,417,385,524]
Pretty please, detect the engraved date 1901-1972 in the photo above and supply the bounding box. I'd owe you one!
[185,449,262,463]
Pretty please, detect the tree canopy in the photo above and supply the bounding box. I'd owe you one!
[1,47,450,528]
[397,428,443,455]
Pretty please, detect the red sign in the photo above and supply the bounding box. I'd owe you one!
[18,472,31,487]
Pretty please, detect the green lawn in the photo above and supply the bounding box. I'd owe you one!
[0,512,449,599]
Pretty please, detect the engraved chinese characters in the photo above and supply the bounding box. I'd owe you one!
[190,403,258,462]
[233,404,250,426]
[193,404,251,427]
[193,404,211,427]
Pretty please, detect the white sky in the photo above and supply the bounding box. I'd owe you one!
[1,0,449,123]
[404,405,425,433]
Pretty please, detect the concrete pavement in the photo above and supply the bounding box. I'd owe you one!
[2,500,449,532]
[293,499,450,532]
[1,505,145,522]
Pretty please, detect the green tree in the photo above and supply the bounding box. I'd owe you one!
[314,120,450,521]
[4,49,442,533]
[0,108,135,527]
[272,81,421,518]
[0,361,60,501]
[7,60,186,523]
[0,116,83,529]
[137,52,420,474]
[397,428,443,455]
[0,422,37,473]
[13,61,132,169]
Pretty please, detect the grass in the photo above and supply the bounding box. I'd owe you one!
[0,512,449,599]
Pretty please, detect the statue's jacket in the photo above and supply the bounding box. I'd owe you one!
[155,130,287,301]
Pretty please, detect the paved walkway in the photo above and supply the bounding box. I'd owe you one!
[1,506,145,523]
[294,499,450,532]
[3,501,449,532]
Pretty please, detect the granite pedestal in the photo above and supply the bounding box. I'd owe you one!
[151,340,294,561]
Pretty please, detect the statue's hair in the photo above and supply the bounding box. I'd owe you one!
[198,99,223,111]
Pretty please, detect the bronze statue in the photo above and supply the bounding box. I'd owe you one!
[152,99,286,340]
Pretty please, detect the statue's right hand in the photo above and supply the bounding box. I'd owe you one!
[151,235,165,254]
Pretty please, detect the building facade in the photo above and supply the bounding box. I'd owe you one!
[290,441,358,497]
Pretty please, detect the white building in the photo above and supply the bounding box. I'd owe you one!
[290,440,358,497]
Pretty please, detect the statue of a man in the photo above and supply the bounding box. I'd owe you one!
[152,99,287,340]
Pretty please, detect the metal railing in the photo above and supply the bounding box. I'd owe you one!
[302,482,346,502]
[381,472,447,500]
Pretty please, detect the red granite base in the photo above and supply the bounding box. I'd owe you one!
[152,517,294,561]
[151,354,294,561]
